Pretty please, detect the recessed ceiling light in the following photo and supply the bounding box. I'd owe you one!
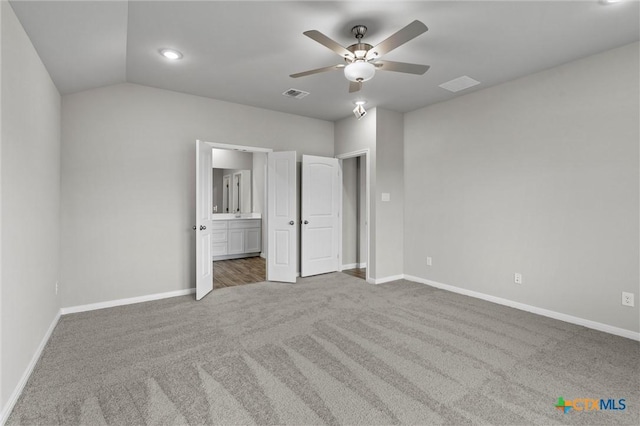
[159,48,183,60]
[600,0,622,4]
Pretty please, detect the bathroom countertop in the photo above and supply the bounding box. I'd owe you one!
[211,213,262,220]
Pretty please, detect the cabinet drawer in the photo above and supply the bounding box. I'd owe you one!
[211,242,227,256]
[211,230,227,243]
[210,221,228,230]
[229,219,261,229]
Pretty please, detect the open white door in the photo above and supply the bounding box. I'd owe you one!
[301,155,341,277]
[267,151,297,283]
[195,140,214,300]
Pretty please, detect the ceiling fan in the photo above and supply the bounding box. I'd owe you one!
[290,20,430,93]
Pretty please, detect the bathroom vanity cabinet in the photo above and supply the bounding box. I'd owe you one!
[211,217,262,260]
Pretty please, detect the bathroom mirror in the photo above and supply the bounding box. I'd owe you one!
[212,168,251,213]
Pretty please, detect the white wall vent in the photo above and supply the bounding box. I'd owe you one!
[282,88,310,99]
[438,76,481,93]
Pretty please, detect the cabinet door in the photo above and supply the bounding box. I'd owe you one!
[228,229,244,254]
[244,228,261,253]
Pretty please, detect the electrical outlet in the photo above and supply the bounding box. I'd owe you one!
[514,273,522,284]
[622,292,634,307]
[55,281,59,295]
[426,257,432,266]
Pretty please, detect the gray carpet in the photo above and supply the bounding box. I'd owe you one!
[8,273,640,425]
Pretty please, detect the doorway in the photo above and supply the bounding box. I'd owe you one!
[211,147,267,289]
[196,141,298,299]
[337,150,370,282]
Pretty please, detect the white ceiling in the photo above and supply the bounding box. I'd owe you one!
[10,0,640,121]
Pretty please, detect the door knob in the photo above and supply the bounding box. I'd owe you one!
[192,226,197,230]
[289,221,295,225]
[200,225,206,230]
[304,220,309,224]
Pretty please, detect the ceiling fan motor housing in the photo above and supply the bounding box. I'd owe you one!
[351,25,368,39]
[346,43,374,61]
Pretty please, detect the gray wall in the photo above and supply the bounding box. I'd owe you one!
[375,109,404,278]
[212,168,223,213]
[61,83,333,308]
[335,108,405,280]
[212,148,252,169]
[1,1,61,412]
[252,152,266,215]
[358,157,367,266]
[342,157,358,266]
[335,109,377,277]
[404,42,640,332]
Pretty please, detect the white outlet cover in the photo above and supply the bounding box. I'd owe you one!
[381,193,390,202]
[622,292,635,307]
[427,257,432,266]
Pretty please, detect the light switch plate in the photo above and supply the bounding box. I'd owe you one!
[381,193,390,202]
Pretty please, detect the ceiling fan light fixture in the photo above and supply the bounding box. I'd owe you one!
[353,103,367,120]
[344,61,375,82]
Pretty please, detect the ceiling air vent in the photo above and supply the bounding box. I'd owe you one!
[282,88,310,99]
[439,76,480,93]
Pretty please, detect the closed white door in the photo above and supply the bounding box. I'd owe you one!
[301,155,341,277]
[267,151,297,283]
[195,140,214,300]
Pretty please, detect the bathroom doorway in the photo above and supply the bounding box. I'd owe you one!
[211,147,268,289]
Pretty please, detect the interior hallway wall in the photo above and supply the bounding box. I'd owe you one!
[342,157,358,266]
[375,109,404,279]
[335,109,377,278]
[335,108,405,281]
[61,83,333,308]
[0,0,61,415]
[404,42,640,333]
[358,157,367,267]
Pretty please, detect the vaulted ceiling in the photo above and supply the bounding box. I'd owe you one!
[10,0,640,121]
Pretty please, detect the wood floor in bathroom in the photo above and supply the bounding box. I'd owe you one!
[213,256,265,288]
[214,256,366,289]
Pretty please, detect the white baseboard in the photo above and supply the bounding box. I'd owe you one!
[341,263,367,270]
[404,275,640,342]
[371,274,405,285]
[0,310,61,424]
[60,288,196,315]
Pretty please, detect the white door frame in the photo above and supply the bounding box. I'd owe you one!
[197,140,273,281]
[336,149,372,284]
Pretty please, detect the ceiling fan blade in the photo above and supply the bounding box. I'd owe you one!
[290,64,345,78]
[373,60,430,75]
[366,20,428,60]
[348,81,362,93]
[304,30,354,59]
